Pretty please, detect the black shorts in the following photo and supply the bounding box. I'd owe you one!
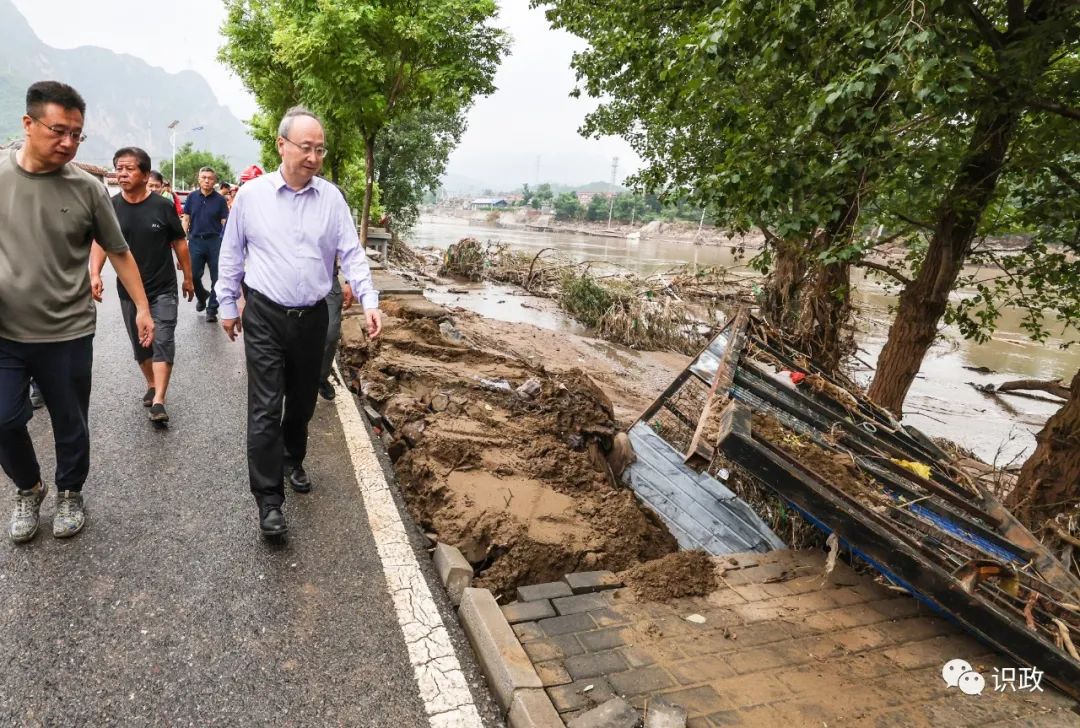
[121,292,178,364]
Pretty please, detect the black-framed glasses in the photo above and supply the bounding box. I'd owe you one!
[31,116,87,143]
[281,136,328,158]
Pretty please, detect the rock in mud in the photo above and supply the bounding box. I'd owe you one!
[515,378,542,400]
[401,420,426,447]
[439,320,464,342]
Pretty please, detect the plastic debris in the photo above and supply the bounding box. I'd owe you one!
[892,458,932,480]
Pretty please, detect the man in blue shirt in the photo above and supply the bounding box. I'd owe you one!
[182,166,229,322]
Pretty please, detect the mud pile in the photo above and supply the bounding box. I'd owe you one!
[340,302,678,599]
[620,551,719,602]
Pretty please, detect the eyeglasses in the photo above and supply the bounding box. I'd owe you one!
[282,136,328,158]
[31,116,87,143]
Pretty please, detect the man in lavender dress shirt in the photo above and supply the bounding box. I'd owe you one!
[215,106,382,538]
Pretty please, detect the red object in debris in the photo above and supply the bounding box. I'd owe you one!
[239,164,264,183]
[790,371,807,385]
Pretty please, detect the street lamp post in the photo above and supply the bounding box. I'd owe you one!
[167,120,179,190]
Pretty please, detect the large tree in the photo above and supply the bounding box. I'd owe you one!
[220,0,365,185]
[540,0,1079,399]
[538,0,935,370]
[374,107,467,233]
[866,0,1080,414]
[263,0,508,244]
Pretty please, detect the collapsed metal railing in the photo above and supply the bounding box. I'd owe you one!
[636,312,1080,701]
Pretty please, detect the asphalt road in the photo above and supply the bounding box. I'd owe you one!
[0,269,500,727]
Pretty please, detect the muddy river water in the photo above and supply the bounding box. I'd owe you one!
[408,216,1079,465]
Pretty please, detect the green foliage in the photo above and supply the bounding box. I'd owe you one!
[375,107,466,233]
[585,194,609,222]
[220,0,508,233]
[220,0,366,183]
[553,191,584,220]
[558,272,617,326]
[339,155,382,223]
[534,183,554,204]
[160,142,235,189]
[538,0,1080,351]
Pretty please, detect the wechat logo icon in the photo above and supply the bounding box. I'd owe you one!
[942,658,984,696]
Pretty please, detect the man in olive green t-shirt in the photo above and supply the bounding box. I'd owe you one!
[0,80,154,544]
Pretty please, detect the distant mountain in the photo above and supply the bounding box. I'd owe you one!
[0,0,258,174]
[439,171,488,195]
[572,180,628,194]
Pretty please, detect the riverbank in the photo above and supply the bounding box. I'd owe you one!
[423,208,757,248]
[407,215,1078,465]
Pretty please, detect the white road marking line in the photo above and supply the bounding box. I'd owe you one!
[331,365,484,728]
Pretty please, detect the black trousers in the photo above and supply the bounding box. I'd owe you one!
[0,335,93,492]
[242,289,328,508]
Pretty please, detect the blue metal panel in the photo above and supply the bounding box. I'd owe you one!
[625,421,785,554]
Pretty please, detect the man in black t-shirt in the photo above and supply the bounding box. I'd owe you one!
[90,147,193,424]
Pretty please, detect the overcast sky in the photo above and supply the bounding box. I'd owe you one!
[13,0,640,191]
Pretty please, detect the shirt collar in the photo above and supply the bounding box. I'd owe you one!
[271,167,320,195]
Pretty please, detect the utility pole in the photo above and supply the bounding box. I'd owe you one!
[606,156,619,230]
[167,120,179,190]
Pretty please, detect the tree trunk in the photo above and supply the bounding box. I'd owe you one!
[867,106,1018,416]
[797,260,852,372]
[761,183,860,372]
[1005,369,1080,528]
[760,241,854,372]
[867,0,1067,416]
[360,135,376,247]
[761,238,811,331]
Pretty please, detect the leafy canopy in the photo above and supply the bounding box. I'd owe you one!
[537,0,1080,345]
[160,142,235,190]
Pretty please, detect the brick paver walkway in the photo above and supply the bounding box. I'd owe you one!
[505,550,1078,727]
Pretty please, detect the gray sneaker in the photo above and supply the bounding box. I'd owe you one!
[53,491,86,538]
[9,482,48,544]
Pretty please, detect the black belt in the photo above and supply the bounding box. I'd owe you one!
[244,285,323,318]
[191,232,220,239]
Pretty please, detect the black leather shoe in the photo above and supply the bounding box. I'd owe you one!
[259,506,288,537]
[195,298,206,312]
[206,312,218,323]
[287,466,312,493]
[318,380,335,401]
